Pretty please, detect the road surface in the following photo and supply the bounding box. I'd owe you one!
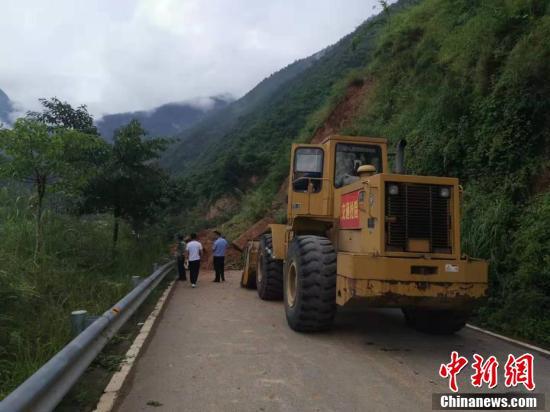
[116,271,549,412]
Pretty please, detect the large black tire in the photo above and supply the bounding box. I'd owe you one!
[284,236,337,332]
[256,234,283,300]
[402,307,469,335]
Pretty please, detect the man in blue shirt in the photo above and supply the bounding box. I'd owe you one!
[212,230,228,282]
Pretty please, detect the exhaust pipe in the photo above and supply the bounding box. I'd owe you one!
[394,139,407,174]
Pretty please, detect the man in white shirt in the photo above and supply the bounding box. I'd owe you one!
[185,233,203,288]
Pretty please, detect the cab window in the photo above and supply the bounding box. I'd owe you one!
[293,147,323,192]
[334,143,382,188]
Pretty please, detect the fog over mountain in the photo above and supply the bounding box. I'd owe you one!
[96,94,234,140]
[0,0,384,116]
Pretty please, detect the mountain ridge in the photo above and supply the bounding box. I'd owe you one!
[96,95,234,140]
[161,52,321,173]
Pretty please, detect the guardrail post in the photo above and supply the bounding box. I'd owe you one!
[153,262,159,271]
[85,315,100,328]
[71,310,88,337]
[131,275,142,288]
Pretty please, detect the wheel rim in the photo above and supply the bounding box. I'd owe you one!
[286,262,298,308]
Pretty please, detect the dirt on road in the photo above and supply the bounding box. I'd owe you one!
[116,271,550,412]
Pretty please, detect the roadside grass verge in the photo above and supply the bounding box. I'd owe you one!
[0,186,169,399]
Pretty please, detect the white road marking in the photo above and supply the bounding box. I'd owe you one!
[466,324,550,356]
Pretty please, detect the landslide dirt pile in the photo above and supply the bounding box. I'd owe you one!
[196,229,242,270]
[232,217,276,251]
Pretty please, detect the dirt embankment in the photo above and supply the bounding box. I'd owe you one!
[311,78,373,143]
[274,78,374,205]
[533,167,550,194]
[232,217,276,251]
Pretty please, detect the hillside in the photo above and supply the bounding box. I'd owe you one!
[162,2,419,205]
[168,0,549,346]
[163,0,414,223]
[161,51,324,174]
[343,0,550,344]
[0,88,13,125]
[96,95,233,140]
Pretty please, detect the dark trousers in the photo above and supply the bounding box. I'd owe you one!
[189,260,200,284]
[214,256,225,281]
[177,257,186,280]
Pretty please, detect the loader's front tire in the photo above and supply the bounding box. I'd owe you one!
[256,234,283,300]
[402,308,469,335]
[284,236,337,332]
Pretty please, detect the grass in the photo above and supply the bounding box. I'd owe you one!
[342,0,550,346]
[0,185,170,399]
[55,271,176,412]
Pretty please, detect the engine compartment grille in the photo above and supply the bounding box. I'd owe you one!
[385,182,452,253]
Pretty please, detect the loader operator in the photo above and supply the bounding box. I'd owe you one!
[334,143,382,188]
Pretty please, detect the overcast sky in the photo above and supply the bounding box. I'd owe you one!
[0,0,384,117]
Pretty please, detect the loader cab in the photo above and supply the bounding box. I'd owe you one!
[288,136,388,222]
[334,142,384,188]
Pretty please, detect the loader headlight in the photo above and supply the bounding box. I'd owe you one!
[388,184,399,196]
[440,187,450,198]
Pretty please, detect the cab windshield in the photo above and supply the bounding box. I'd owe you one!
[293,147,324,192]
[334,143,382,188]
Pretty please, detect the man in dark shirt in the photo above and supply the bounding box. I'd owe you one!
[174,234,186,281]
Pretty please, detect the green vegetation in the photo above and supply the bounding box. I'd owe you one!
[0,185,165,397]
[82,120,170,249]
[1,1,548,401]
[0,99,179,398]
[345,0,550,345]
[163,1,407,235]
[166,0,549,345]
[1,118,105,258]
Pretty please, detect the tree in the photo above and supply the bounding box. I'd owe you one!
[0,118,106,259]
[82,120,169,249]
[27,97,98,135]
[379,0,390,16]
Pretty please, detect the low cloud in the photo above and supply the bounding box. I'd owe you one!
[0,0,385,117]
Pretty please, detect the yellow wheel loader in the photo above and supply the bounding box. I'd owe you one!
[241,135,488,334]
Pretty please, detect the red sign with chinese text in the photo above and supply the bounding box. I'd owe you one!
[439,351,536,392]
[340,190,361,229]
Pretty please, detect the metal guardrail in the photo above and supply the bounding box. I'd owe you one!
[0,260,175,412]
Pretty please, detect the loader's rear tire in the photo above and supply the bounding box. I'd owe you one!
[256,234,283,300]
[402,308,469,335]
[284,236,337,332]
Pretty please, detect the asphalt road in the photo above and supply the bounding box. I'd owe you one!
[116,271,549,412]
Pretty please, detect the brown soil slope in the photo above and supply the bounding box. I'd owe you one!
[311,78,373,143]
